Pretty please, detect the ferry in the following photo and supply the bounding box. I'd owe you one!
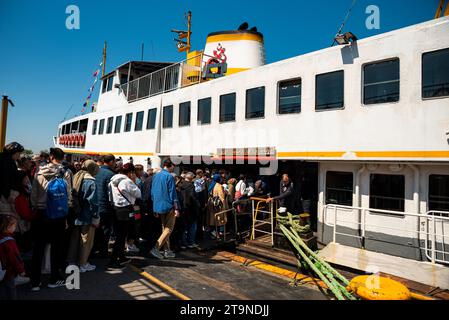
[54,11,449,290]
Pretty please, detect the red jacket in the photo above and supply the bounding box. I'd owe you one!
[15,193,36,221]
[0,233,25,279]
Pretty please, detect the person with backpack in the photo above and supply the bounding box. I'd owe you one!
[107,163,141,270]
[0,214,30,300]
[67,160,100,272]
[207,174,228,240]
[30,148,72,291]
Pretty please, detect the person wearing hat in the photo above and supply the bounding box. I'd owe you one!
[67,160,100,273]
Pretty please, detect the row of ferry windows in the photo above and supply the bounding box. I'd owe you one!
[90,48,448,133]
[325,172,449,213]
[160,48,449,128]
[92,109,157,135]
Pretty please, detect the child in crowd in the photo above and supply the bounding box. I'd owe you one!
[0,214,30,300]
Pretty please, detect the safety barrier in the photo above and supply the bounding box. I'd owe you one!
[120,53,220,103]
[323,204,449,265]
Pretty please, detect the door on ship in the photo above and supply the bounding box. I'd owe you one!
[274,161,319,231]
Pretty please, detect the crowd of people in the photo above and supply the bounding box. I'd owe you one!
[0,141,305,300]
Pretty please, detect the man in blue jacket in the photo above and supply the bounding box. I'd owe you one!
[150,159,179,259]
[93,154,116,257]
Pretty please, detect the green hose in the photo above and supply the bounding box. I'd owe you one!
[278,212,357,300]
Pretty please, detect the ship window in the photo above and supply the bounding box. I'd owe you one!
[106,117,114,134]
[220,93,236,123]
[147,109,157,130]
[125,113,133,132]
[422,48,449,99]
[71,121,79,133]
[79,119,88,133]
[102,79,107,93]
[179,102,191,127]
[316,70,344,110]
[98,119,105,135]
[278,79,301,114]
[107,76,114,91]
[326,171,353,206]
[363,59,399,105]
[92,120,98,135]
[369,174,405,212]
[115,116,122,133]
[429,175,449,213]
[135,111,144,131]
[198,98,211,125]
[246,86,265,119]
[163,105,173,128]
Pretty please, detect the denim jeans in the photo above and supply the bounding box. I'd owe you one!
[182,221,197,246]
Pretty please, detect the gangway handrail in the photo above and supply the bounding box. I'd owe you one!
[323,204,449,265]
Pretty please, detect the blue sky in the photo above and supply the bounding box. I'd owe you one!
[0,0,436,153]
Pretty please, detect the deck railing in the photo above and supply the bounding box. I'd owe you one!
[120,53,216,103]
[323,204,449,265]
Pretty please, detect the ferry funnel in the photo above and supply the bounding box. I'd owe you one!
[203,27,265,76]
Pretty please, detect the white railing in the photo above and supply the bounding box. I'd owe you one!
[119,53,217,103]
[323,204,449,265]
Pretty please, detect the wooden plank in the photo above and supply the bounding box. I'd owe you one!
[318,243,449,290]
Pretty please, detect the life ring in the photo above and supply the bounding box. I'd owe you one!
[79,134,85,146]
[61,135,65,145]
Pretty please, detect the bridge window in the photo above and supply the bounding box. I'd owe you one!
[179,102,191,127]
[316,70,344,110]
[246,86,265,119]
[102,75,115,93]
[326,171,353,206]
[422,48,449,99]
[106,117,114,134]
[92,120,97,135]
[79,119,88,133]
[369,174,405,212]
[125,113,133,132]
[220,93,236,123]
[115,116,122,133]
[198,98,211,125]
[98,119,105,135]
[429,175,449,213]
[135,111,144,131]
[278,79,301,114]
[163,105,173,128]
[363,58,400,105]
[147,108,157,130]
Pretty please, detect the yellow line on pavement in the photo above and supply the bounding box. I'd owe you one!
[216,251,328,289]
[130,265,191,300]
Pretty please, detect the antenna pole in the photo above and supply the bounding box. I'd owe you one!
[102,41,107,77]
[141,43,144,61]
[187,11,192,55]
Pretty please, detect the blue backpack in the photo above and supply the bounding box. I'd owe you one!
[46,173,69,220]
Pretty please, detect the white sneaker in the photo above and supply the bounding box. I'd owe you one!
[31,285,41,292]
[126,244,140,253]
[80,263,96,273]
[48,279,66,288]
[163,250,176,259]
[15,275,30,286]
[188,244,199,249]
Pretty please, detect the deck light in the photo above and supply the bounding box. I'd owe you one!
[334,32,358,45]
